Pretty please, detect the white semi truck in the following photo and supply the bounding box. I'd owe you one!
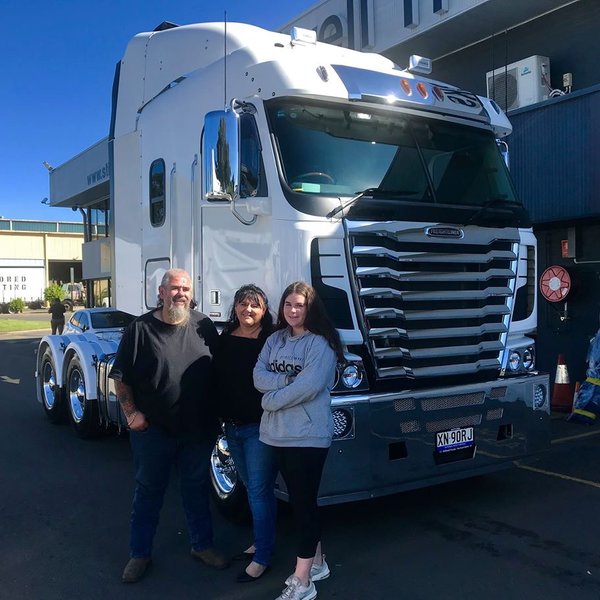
[36,21,550,512]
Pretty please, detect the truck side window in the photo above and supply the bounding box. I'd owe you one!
[240,114,267,198]
[149,159,166,226]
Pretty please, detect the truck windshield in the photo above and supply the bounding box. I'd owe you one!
[266,99,528,225]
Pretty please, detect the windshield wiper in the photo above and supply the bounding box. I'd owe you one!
[326,188,418,219]
[466,197,522,224]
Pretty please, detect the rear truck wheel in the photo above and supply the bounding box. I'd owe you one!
[209,434,250,523]
[40,350,65,423]
[66,355,100,438]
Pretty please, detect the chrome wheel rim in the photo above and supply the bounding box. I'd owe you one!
[210,436,238,497]
[42,360,57,410]
[68,367,86,423]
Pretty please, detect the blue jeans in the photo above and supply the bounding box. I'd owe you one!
[224,422,278,566]
[129,425,215,558]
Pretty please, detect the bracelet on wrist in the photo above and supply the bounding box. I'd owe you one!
[127,411,138,427]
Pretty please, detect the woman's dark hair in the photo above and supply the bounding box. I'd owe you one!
[222,284,273,341]
[275,281,344,360]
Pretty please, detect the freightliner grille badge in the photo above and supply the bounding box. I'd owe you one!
[425,226,464,239]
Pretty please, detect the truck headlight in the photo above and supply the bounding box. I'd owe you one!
[341,364,363,388]
[522,347,535,370]
[508,351,521,372]
[333,359,369,393]
[505,345,536,374]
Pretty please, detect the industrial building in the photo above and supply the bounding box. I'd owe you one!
[0,218,84,304]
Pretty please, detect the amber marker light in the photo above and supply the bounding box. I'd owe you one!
[400,78,412,95]
[416,82,429,98]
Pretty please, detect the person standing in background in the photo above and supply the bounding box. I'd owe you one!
[254,281,343,600]
[48,298,66,334]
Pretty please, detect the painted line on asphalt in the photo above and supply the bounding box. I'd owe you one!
[551,429,600,444]
[516,463,600,489]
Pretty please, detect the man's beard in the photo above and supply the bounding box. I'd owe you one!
[167,302,191,325]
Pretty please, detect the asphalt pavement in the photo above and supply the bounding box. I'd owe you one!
[1,333,599,599]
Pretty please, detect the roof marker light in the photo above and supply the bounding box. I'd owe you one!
[290,27,317,46]
[416,82,429,99]
[432,86,445,101]
[400,79,412,95]
[408,55,432,75]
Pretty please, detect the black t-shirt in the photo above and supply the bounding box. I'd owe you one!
[49,302,66,320]
[213,333,265,424]
[110,310,219,437]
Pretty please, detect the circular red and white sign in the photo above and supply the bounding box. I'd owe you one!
[539,265,571,302]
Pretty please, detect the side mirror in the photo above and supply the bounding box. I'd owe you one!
[203,109,240,201]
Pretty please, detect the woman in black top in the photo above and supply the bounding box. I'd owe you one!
[213,284,277,583]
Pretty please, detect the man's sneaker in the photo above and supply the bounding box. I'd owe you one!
[121,557,151,583]
[276,575,317,600]
[310,557,330,581]
[285,557,330,586]
[191,546,230,570]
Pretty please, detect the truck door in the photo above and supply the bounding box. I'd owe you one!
[200,109,273,322]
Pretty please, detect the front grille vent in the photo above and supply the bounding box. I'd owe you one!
[421,392,484,411]
[348,222,519,381]
[425,414,482,433]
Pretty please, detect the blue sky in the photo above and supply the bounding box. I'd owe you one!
[0,0,315,222]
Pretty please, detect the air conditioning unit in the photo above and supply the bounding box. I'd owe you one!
[486,55,550,111]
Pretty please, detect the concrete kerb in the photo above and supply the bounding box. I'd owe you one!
[0,329,50,340]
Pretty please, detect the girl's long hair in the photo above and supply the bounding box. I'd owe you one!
[222,284,273,341]
[275,281,344,360]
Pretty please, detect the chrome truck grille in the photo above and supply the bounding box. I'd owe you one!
[347,222,519,380]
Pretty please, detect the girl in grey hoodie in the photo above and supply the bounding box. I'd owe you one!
[254,281,343,600]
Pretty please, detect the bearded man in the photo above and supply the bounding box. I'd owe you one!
[110,268,229,583]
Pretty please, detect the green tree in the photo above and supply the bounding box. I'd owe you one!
[44,284,65,303]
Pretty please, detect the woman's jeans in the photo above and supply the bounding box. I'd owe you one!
[129,425,215,558]
[224,422,278,566]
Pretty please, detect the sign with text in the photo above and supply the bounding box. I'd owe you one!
[0,264,45,302]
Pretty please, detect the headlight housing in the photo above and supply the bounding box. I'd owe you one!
[333,358,369,393]
[504,346,536,375]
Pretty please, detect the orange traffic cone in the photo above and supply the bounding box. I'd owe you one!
[551,354,575,412]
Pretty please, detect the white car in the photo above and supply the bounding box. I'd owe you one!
[63,307,135,340]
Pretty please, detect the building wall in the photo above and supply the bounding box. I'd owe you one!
[432,0,600,97]
[0,232,83,260]
[0,220,83,302]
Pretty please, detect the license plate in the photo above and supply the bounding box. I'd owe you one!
[436,427,474,453]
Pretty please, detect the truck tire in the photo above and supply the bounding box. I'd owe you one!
[209,435,250,523]
[66,355,100,438]
[40,349,65,423]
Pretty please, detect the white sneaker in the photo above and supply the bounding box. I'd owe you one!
[310,558,330,581]
[276,575,317,600]
[285,557,330,586]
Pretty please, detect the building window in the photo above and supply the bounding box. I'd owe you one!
[149,159,166,227]
[404,0,419,28]
[433,0,449,15]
